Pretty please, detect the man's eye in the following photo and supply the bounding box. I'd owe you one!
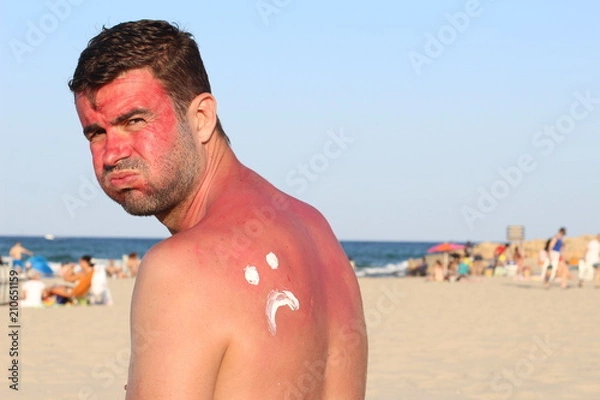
[128,118,145,125]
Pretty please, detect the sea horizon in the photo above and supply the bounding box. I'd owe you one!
[0,235,443,276]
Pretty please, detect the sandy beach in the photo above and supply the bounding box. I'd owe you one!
[1,276,599,399]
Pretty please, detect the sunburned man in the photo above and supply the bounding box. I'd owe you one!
[70,19,367,399]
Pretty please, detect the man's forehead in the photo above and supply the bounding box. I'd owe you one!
[76,69,167,113]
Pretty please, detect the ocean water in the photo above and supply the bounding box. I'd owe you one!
[0,236,437,277]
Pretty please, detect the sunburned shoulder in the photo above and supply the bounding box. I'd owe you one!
[135,186,341,298]
[136,228,267,293]
[133,228,310,337]
[138,230,230,279]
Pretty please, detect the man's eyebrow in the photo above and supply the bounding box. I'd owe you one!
[83,123,102,137]
[110,108,152,125]
[82,108,152,137]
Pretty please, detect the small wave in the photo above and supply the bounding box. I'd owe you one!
[355,261,408,277]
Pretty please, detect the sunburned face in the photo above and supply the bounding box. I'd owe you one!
[75,69,200,216]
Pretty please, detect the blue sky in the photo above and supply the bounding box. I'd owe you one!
[1,0,599,242]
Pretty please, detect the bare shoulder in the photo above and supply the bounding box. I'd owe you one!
[126,231,239,398]
[134,229,240,309]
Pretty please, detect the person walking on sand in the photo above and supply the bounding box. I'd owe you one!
[543,227,566,288]
[69,20,367,399]
[9,242,33,270]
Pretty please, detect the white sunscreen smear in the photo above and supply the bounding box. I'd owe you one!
[266,290,300,335]
[244,265,260,285]
[266,252,279,269]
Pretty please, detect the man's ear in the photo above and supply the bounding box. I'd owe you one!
[187,93,218,143]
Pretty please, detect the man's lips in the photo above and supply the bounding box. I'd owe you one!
[107,171,139,187]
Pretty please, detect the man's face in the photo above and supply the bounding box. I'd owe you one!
[75,69,200,216]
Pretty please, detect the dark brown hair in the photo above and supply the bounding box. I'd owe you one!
[69,19,228,141]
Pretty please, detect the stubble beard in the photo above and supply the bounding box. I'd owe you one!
[102,122,200,217]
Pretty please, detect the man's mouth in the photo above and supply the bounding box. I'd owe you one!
[107,171,138,188]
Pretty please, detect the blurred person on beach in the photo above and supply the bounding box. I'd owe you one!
[493,243,509,270]
[408,257,428,277]
[543,227,566,288]
[107,259,127,279]
[90,260,113,305]
[446,253,460,281]
[579,234,600,288]
[464,241,474,258]
[556,256,571,289]
[20,269,47,307]
[9,242,33,270]
[59,262,76,279]
[69,19,367,399]
[512,243,526,278]
[471,254,485,276]
[427,260,445,282]
[47,255,94,304]
[126,252,141,277]
[539,238,551,278]
[456,255,470,281]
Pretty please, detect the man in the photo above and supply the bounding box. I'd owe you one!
[543,227,566,288]
[69,20,367,399]
[9,242,33,270]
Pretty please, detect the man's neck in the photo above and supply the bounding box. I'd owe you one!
[159,138,240,234]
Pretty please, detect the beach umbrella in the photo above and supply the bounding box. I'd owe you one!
[427,242,466,275]
[27,256,54,277]
[427,242,465,254]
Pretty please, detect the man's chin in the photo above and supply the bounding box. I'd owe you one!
[119,199,162,216]
[122,205,156,217]
[107,192,158,216]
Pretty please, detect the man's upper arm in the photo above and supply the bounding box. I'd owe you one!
[125,243,229,399]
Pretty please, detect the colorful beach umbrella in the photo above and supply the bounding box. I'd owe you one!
[426,242,466,276]
[427,242,465,254]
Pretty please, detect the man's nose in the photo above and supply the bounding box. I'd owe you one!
[102,130,132,167]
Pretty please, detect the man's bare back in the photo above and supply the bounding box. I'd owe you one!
[9,242,32,260]
[128,166,366,398]
[70,20,367,399]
